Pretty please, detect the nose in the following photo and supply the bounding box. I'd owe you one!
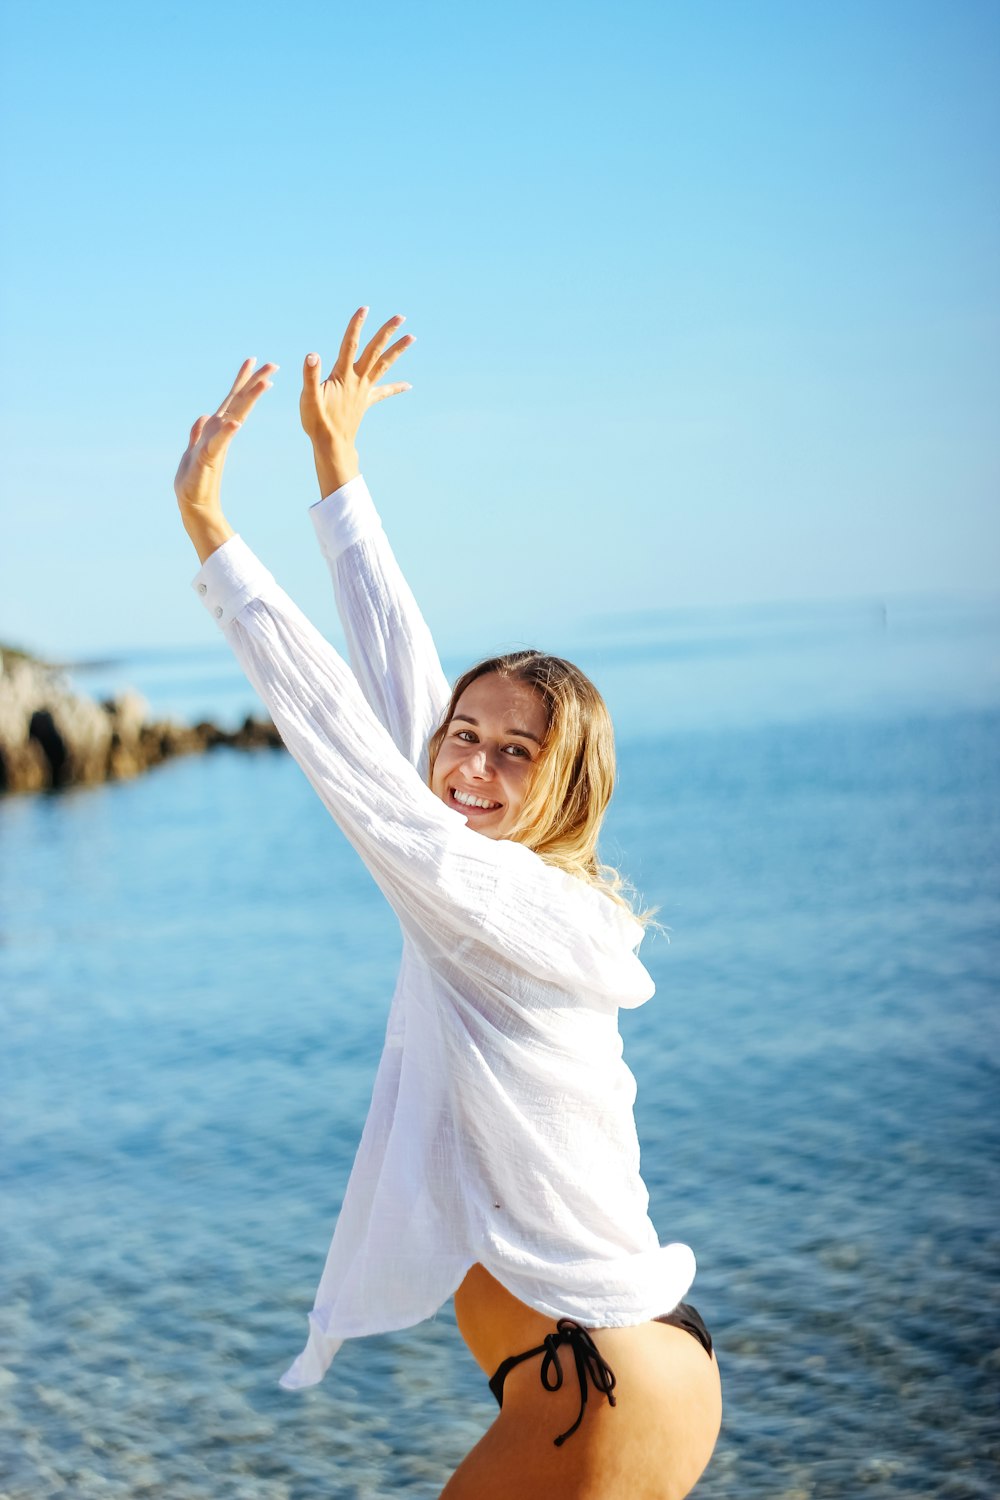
[462,746,492,778]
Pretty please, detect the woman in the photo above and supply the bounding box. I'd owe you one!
[174,308,722,1499]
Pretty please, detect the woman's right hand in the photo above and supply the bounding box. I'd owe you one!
[175,358,277,562]
[300,307,415,497]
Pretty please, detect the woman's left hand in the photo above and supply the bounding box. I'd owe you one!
[174,358,277,562]
[301,308,415,497]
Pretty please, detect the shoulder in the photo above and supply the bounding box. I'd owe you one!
[463,835,655,1007]
[496,837,644,939]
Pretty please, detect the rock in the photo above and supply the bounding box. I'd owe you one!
[193,720,226,749]
[156,722,205,758]
[230,715,283,750]
[0,644,283,796]
[103,690,149,744]
[0,656,45,746]
[29,699,112,788]
[0,737,50,794]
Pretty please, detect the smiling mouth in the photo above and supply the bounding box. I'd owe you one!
[450,788,502,812]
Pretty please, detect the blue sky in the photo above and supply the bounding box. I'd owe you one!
[1,0,997,663]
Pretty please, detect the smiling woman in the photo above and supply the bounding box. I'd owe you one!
[173,308,721,1499]
[430,669,545,836]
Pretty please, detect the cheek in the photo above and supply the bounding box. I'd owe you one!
[432,743,466,794]
[504,760,536,799]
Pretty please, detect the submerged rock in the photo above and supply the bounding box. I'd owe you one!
[0,647,282,796]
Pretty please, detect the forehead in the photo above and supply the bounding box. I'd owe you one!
[453,674,548,735]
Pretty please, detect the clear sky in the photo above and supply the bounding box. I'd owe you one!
[1,0,997,663]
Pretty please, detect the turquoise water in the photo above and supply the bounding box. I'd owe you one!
[2,599,999,1497]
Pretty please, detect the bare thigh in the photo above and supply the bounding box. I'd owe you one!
[439,1322,722,1500]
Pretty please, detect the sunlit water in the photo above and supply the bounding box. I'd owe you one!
[2,599,999,1497]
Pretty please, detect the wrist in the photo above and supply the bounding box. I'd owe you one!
[183,509,234,565]
[312,441,360,500]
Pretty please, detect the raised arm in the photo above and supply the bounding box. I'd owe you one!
[308,480,451,776]
[173,365,653,1009]
[190,536,653,1010]
[299,310,450,772]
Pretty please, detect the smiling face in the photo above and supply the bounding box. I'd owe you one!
[430,672,549,840]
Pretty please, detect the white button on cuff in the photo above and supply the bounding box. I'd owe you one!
[214,606,223,619]
[197,583,207,596]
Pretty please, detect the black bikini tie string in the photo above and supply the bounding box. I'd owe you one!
[487,1317,618,1446]
[540,1319,618,1447]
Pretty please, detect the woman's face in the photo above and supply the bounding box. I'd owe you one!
[431,673,548,840]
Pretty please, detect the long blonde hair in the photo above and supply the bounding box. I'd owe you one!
[428,650,643,917]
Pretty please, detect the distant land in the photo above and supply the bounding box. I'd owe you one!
[0,641,281,796]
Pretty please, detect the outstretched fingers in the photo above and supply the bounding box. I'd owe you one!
[367,379,412,406]
[185,362,277,470]
[214,357,257,417]
[356,314,408,379]
[299,309,415,448]
[330,307,369,381]
[213,361,278,427]
[367,333,415,388]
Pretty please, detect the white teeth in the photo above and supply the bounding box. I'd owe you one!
[453,789,501,810]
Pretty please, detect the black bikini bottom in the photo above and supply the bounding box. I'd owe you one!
[488,1301,713,1448]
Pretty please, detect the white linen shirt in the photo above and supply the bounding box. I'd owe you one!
[191,476,696,1390]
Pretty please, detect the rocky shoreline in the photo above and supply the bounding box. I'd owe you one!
[0,646,282,795]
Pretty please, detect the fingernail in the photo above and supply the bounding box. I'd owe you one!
[306,353,319,366]
[393,314,406,324]
[358,306,369,316]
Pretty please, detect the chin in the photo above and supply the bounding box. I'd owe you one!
[461,815,505,840]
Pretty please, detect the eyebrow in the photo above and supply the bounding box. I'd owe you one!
[451,714,542,745]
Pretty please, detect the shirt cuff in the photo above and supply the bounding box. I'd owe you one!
[309,474,382,561]
[191,534,276,628]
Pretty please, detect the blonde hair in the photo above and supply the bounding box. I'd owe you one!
[428,650,645,918]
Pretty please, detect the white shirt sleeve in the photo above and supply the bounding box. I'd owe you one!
[309,476,451,776]
[191,535,654,1010]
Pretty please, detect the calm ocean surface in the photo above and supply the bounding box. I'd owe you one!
[2,597,998,1498]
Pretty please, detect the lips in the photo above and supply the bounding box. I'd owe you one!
[450,788,502,812]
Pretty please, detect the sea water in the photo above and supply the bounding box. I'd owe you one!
[2,597,998,1498]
